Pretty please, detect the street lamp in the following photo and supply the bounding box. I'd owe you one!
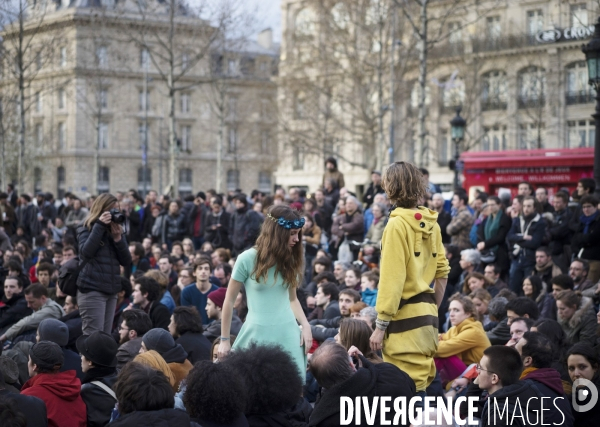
[450,108,466,190]
[582,17,600,197]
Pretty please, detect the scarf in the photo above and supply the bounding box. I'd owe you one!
[484,210,503,251]
[579,210,599,234]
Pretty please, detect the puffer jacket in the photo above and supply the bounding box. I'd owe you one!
[77,222,131,295]
[557,296,598,347]
[80,371,117,427]
[0,292,32,330]
[162,213,187,242]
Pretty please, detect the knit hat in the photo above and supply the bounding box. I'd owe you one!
[38,319,69,347]
[29,341,64,372]
[208,287,227,309]
[0,356,19,384]
[76,331,118,368]
[142,328,176,354]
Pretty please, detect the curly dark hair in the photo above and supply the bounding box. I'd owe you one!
[221,343,302,414]
[183,361,246,424]
[0,396,27,427]
[173,306,203,336]
[114,362,174,414]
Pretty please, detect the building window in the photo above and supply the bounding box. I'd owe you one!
[98,122,108,149]
[137,167,152,193]
[261,130,270,153]
[140,48,150,69]
[35,92,42,112]
[58,88,66,109]
[438,130,452,166]
[482,126,507,151]
[527,10,543,37]
[181,53,189,71]
[566,61,594,104]
[486,16,501,40]
[292,144,304,170]
[227,170,240,191]
[57,166,66,199]
[96,46,107,68]
[519,123,545,149]
[567,120,594,148]
[258,171,271,193]
[35,123,43,145]
[34,168,42,194]
[58,122,66,149]
[139,89,150,112]
[99,89,108,109]
[448,22,462,45]
[518,67,546,107]
[98,167,110,194]
[228,97,237,120]
[138,123,148,149]
[228,128,238,153]
[482,71,508,110]
[571,4,588,28]
[442,77,465,109]
[180,125,191,151]
[178,168,193,197]
[410,83,431,109]
[181,93,190,113]
[295,91,305,119]
[60,47,67,67]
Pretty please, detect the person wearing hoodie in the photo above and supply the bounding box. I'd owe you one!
[203,287,242,343]
[21,341,87,427]
[507,196,547,295]
[140,328,193,390]
[37,318,84,380]
[369,162,450,394]
[229,194,263,257]
[77,331,118,427]
[556,290,597,347]
[168,306,212,364]
[0,284,64,345]
[110,362,197,427]
[0,276,32,332]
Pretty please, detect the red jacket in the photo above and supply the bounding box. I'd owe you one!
[21,370,87,427]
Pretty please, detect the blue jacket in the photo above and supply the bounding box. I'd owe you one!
[361,289,378,307]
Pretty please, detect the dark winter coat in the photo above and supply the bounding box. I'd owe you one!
[125,210,142,244]
[0,292,32,330]
[0,388,48,427]
[109,408,196,427]
[309,357,415,427]
[477,211,512,273]
[535,290,556,320]
[187,204,207,239]
[80,369,117,427]
[176,331,212,364]
[204,210,232,249]
[331,211,364,248]
[77,223,132,295]
[557,296,598,347]
[247,398,312,427]
[163,213,187,242]
[571,212,600,261]
[230,208,263,255]
[437,209,452,244]
[507,214,546,264]
[548,208,572,256]
[16,203,41,240]
[362,183,384,208]
[148,301,171,330]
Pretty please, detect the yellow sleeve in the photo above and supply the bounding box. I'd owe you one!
[375,221,409,322]
[434,224,451,279]
[435,325,482,358]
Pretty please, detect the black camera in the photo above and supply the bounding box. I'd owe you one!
[109,208,126,224]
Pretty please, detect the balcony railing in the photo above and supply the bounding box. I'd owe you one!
[481,98,508,111]
[430,41,464,59]
[566,90,595,105]
[472,34,540,53]
[518,95,545,109]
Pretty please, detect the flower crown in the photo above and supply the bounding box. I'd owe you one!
[266,213,305,229]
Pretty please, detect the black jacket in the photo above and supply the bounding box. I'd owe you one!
[80,370,117,427]
[125,209,142,244]
[437,209,452,244]
[163,212,187,242]
[60,310,83,353]
[486,317,511,345]
[230,208,263,255]
[477,211,512,273]
[149,301,171,330]
[62,347,84,380]
[309,357,415,427]
[176,331,212,364]
[507,214,546,264]
[204,210,232,249]
[0,388,48,427]
[123,257,151,281]
[571,213,600,261]
[247,398,312,427]
[110,408,196,427]
[77,223,132,295]
[187,204,207,239]
[0,293,32,330]
[548,208,572,255]
[362,183,384,208]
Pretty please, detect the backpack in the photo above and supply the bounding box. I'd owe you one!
[57,256,89,297]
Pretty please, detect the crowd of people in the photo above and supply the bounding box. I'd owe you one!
[0,158,599,426]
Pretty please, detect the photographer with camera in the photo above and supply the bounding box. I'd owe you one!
[77,193,131,336]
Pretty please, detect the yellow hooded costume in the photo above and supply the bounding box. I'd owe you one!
[376,206,450,391]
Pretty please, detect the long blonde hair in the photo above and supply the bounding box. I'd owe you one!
[252,205,304,289]
[83,193,117,230]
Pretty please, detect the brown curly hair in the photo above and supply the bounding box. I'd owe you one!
[381,162,427,208]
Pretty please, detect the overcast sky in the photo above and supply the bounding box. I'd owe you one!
[247,0,281,42]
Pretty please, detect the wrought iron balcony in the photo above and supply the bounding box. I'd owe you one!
[481,98,508,111]
[518,95,545,109]
[566,90,595,105]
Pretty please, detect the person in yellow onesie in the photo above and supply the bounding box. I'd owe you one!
[370,162,450,393]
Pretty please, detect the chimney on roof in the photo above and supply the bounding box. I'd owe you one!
[257,28,273,50]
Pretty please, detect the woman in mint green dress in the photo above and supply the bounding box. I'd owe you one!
[218,205,312,378]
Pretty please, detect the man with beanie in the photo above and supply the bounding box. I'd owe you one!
[0,356,48,427]
[203,287,242,342]
[141,328,193,390]
[77,331,118,427]
[37,318,83,380]
[21,341,87,427]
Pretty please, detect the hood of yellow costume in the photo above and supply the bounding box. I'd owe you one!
[390,206,439,257]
